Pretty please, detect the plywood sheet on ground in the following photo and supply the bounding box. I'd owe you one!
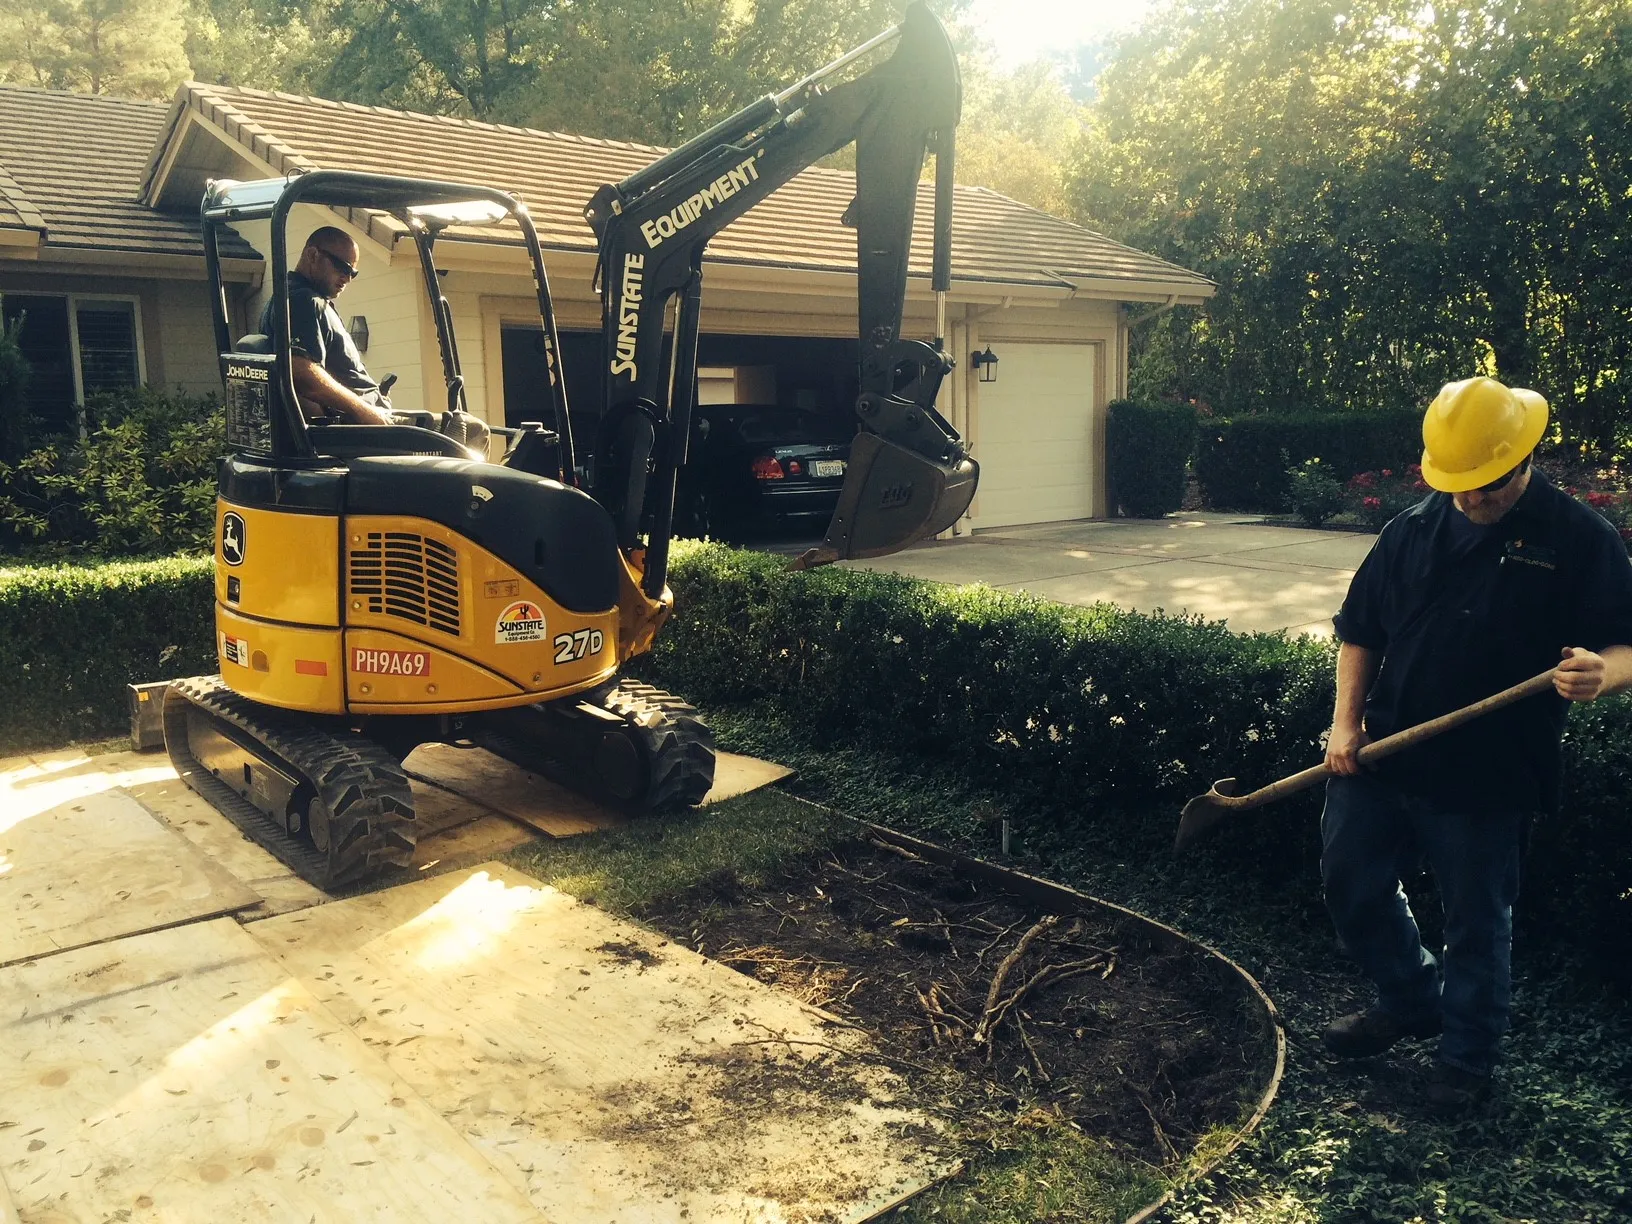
[124,773,329,920]
[0,783,261,967]
[404,745,793,838]
[0,917,545,1224]
[252,864,952,1224]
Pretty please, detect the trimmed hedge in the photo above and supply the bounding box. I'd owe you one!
[5,542,1627,951]
[1105,399,1197,517]
[0,556,214,751]
[637,542,1630,954]
[1196,409,1421,512]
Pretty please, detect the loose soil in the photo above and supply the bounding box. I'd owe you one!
[637,834,1269,1169]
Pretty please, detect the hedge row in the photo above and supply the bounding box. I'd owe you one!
[0,556,214,752]
[639,543,1630,951]
[1196,409,1423,512]
[4,544,1626,950]
[1105,399,1197,518]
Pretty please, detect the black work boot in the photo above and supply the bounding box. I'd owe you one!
[1422,1061,1493,1118]
[1322,1006,1441,1058]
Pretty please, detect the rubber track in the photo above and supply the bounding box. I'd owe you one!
[164,675,417,891]
[483,679,716,812]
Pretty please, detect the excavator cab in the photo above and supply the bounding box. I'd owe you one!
[200,172,574,476]
[169,1,976,890]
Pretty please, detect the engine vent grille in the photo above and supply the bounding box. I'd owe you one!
[349,532,461,636]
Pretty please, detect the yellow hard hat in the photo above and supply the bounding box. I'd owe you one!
[1420,376,1548,493]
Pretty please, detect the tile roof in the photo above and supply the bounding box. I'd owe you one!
[0,86,252,260]
[159,83,1213,296]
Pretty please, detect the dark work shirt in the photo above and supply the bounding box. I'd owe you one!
[259,271,382,405]
[1332,471,1632,812]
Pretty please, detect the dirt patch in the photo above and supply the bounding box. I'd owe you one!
[593,939,665,971]
[638,836,1267,1166]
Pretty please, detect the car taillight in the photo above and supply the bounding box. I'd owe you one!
[751,455,784,480]
[784,459,804,476]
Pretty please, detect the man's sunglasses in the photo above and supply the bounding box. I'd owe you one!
[318,248,360,280]
[1474,461,1527,494]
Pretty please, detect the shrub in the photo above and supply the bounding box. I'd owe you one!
[1105,398,1197,518]
[0,555,214,750]
[1196,410,1421,512]
[1285,457,1345,527]
[637,541,1630,957]
[0,385,223,558]
[1345,464,1432,530]
[5,539,1626,957]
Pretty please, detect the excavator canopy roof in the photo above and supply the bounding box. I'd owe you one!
[201,170,520,226]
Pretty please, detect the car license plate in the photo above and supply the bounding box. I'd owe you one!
[813,459,845,478]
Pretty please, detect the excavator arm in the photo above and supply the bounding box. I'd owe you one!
[583,1,977,595]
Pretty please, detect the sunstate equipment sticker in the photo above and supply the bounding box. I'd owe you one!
[496,600,547,644]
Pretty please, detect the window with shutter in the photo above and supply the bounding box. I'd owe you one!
[75,301,140,396]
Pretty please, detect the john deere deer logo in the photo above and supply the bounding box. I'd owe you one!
[221,513,246,566]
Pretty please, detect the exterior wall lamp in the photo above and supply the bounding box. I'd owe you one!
[347,315,369,353]
[971,345,999,383]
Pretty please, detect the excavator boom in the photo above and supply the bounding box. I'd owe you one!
[583,1,977,591]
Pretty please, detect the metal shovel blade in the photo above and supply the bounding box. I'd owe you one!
[793,431,979,568]
[1173,778,1243,853]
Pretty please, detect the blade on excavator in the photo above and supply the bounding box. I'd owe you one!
[794,432,978,568]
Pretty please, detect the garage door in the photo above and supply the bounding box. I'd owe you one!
[972,342,1096,528]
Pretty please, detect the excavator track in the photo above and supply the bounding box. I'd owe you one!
[476,679,716,812]
[163,675,416,891]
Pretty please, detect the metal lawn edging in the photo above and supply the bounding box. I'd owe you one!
[859,822,1287,1224]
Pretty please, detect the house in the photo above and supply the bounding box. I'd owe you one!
[2,82,1214,528]
[0,88,260,435]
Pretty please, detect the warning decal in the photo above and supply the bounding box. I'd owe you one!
[352,648,430,676]
[495,600,547,644]
[220,632,249,667]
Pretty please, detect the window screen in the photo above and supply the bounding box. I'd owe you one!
[75,301,140,395]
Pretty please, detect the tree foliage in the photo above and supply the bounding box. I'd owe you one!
[0,0,190,96]
[1073,0,1632,454]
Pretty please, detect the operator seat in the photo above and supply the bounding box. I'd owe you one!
[227,334,470,460]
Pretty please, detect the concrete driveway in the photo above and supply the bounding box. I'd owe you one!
[845,515,1379,637]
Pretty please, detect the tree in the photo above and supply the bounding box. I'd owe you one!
[955,58,1083,215]
[1072,0,1632,454]
[0,0,189,97]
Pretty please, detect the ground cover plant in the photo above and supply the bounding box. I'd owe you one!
[684,708,1632,1224]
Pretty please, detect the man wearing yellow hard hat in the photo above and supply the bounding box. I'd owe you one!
[1320,376,1632,1112]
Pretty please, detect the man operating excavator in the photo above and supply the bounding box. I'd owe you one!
[259,226,394,425]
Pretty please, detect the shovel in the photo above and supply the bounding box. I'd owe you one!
[1173,668,1559,853]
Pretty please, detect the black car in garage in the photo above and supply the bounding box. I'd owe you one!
[677,405,855,540]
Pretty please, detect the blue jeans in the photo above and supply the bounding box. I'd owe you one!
[1320,774,1524,1075]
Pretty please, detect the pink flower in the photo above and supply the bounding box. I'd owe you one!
[1381,469,1394,478]
[1363,496,1382,510]
[1585,491,1616,509]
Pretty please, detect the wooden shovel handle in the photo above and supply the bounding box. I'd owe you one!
[1236,667,1559,811]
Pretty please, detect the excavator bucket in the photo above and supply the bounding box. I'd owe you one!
[796,432,979,567]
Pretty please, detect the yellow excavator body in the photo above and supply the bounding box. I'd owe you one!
[211,497,664,717]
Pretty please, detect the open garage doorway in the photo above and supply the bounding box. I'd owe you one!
[500,327,862,548]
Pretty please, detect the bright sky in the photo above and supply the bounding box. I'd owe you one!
[968,0,1159,68]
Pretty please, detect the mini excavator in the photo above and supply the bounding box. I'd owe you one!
[165,2,978,888]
